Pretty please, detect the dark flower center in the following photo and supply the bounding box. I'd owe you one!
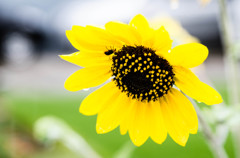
[108,45,174,102]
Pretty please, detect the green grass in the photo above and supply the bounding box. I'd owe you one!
[2,86,235,158]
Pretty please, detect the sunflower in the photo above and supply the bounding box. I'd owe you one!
[60,14,222,146]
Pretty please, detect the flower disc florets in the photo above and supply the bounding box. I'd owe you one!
[110,45,175,102]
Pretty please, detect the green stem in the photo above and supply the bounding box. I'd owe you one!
[217,0,240,157]
[189,98,228,158]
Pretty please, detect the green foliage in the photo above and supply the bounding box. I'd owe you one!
[4,89,234,158]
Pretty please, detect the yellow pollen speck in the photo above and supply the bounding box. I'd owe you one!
[152,66,155,69]
[126,54,129,57]
[131,62,135,65]
[146,75,149,78]
[156,66,159,69]
[156,73,159,76]
[132,54,135,58]
[166,71,169,75]
[138,67,141,70]
[151,78,154,82]
[115,59,118,62]
[139,63,142,66]
[147,58,151,61]
[147,65,150,69]
[135,59,138,63]
[140,70,143,73]
[144,53,147,56]
[134,68,137,72]
[123,56,125,59]
[129,65,132,68]
[144,61,147,64]
[138,57,142,60]
[156,86,159,89]
[151,75,154,78]
[120,58,123,61]
[148,53,151,56]
[158,69,161,72]
[168,82,171,85]
[162,70,165,73]
[125,59,128,62]
[160,83,163,85]
[164,79,168,82]
[145,92,148,96]
[149,61,153,65]
[160,89,163,92]
[143,67,146,71]
[129,56,132,59]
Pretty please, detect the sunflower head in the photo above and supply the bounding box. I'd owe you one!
[60,14,223,147]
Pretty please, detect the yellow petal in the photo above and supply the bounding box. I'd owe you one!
[154,26,172,55]
[79,82,118,116]
[129,14,150,41]
[119,99,137,135]
[168,43,208,68]
[168,88,198,134]
[148,101,167,144]
[64,66,111,91]
[130,14,149,31]
[128,101,149,146]
[173,66,223,105]
[59,51,112,67]
[96,91,131,134]
[160,94,189,146]
[105,21,141,46]
[66,25,123,51]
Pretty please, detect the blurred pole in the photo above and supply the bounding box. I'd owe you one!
[218,0,239,107]
[217,0,240,158]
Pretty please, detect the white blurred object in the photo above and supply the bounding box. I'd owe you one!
[170,0,179,9]
[34,116,100,158]
[2,32,36,69]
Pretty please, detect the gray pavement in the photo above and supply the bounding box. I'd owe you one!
[0,52,227,94]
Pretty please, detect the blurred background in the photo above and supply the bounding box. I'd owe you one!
[0,0,239,157]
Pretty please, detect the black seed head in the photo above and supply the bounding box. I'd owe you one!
[111,45,175,102]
